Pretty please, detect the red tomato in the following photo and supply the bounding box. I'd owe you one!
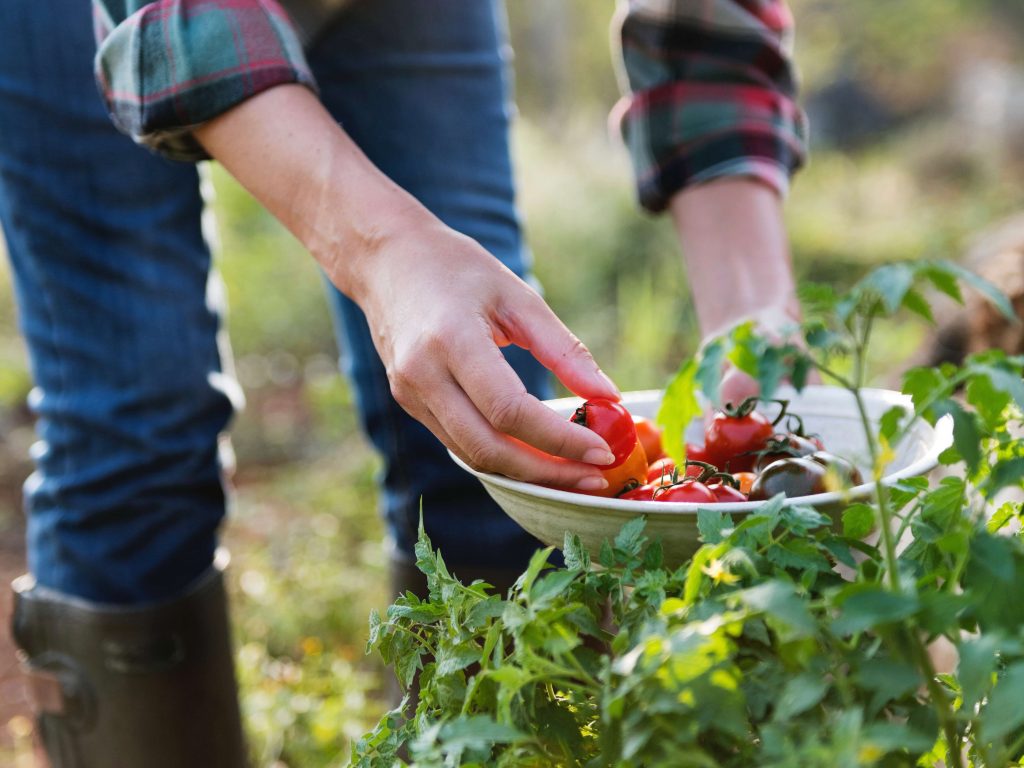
[704,402,773,473]
[571,398,636,468]
[646,457,676,484]
[578,441,648,498]
[707,482,748,503]
[685,442,712,465]
[632,416,665,462]
[618,483,657,501]
[652,480,716,504]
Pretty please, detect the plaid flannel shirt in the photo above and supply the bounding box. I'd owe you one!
[93,0,806,212]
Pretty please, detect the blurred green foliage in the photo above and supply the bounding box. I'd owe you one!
[1,1,1023,764]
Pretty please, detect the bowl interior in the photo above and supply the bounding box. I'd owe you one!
[450,386,951,565]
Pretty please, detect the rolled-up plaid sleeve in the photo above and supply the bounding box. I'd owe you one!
[93,0,317,161]
[615,0,808,212]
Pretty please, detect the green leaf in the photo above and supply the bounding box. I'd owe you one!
[697,508,733,544]
[980,661,1024,742]
[919,261,963,304]
[696,339,726,408]
[862,722,936,755]
[515,547,555,595]
[614,516,647,554]
[902,367,949,414]
[773,672,828,720]
[957,634,1001,709]
[562,532,590,571]
[932,398,981,474]
[530,570,577,608]
[657,358,699,465]
[832,585,918,635]
[966,373,1011,429]
[855,263,916,314]
[436,716,526,751]
[878,405,907,443]
[987,458,1024,496]
[435,641,482,676]
[855,658,921,703]
[842,503,876,539]
[932,259,1016,322]
[901,287,934,322]
[736,581,815,638]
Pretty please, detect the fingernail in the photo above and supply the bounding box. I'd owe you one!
[576,476,608,491]
[583,448,616,466]
[597,369,621,398]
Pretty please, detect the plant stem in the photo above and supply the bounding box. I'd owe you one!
[848,316,964,766]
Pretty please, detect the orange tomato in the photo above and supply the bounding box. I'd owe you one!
[733,472,757,495]
[580,441,648,498]
[632,416,665,462]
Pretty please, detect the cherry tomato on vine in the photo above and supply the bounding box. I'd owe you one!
[646,457,676,483]
[754,434,820,473]
[653,480,717,504]
[707,481,748,503]
[808,451,863,488]
[618,482,656,501]
[633,416,665,462]
[570,398,636,468]
[748,457,827,501]
[705,403,774,472]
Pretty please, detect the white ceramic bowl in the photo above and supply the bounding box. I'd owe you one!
[450,386,952,566]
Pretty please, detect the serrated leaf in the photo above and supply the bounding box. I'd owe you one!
[697,508,732,544]
[842,503,875,539]
[562,532,590,571]
[437,716,525,751]
[614,516,647,554]
[902,367,948,413]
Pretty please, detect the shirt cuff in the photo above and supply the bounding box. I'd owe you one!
[94,0,318,161]
[618,82,807,213]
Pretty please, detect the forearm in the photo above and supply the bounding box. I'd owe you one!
[669,178,799,340]
[193,84,430,301]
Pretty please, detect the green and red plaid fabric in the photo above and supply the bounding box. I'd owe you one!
[94,0,316,161]
[92,0,806,209]
[615,0,807,210]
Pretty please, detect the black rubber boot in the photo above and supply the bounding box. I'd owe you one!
[10,552,248,768]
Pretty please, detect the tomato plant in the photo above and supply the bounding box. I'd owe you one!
[355,261,1024,768]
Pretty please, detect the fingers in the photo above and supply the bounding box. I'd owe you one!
[446,324,615,465]
[720,367,760,409]
[423,378,609,491]
[490,291,621,402]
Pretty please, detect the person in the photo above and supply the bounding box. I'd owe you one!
[1,0,805,764]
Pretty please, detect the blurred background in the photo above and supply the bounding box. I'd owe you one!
[2,0,1024,765]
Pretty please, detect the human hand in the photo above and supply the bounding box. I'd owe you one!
[194,86,620,490]
[346,215,622,491]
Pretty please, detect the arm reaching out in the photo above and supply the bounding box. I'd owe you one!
[194,86,621,490]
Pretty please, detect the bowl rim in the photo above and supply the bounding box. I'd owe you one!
[448,385,953,515]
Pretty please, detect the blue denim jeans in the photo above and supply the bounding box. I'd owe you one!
[0,0,550,604]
